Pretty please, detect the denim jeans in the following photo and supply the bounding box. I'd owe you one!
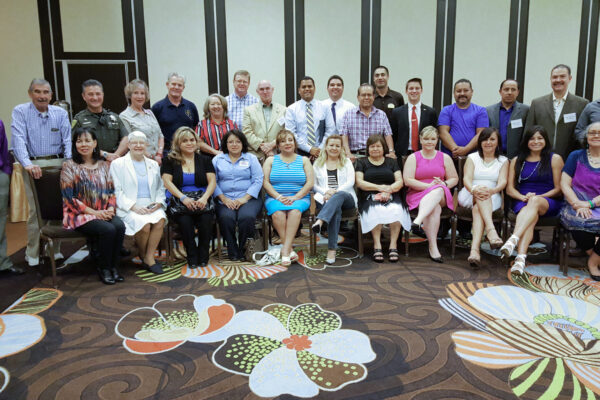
[316,191,355,249]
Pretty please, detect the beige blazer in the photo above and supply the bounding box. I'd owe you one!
[242,102,286,160]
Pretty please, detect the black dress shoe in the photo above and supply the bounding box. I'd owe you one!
[198,262,207,268]
[98,268,116,285]
[189,264,199,269]
[429,255,444,263]
[111,268,125,282]
[2,266,25,275]
[591,274,600,281]
[411,223,426,238]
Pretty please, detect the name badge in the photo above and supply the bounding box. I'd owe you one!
[238,160,250,168]
[277,116,285,126]
[387,103,395,109]
[510,119,523,129]
[564,113,577,123]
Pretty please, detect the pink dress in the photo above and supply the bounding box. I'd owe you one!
[406,151,454,210]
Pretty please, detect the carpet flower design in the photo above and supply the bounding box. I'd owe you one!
[210,303,376,398]
[0,288,62,394]
[300,246,359,270]
[181,263,288,286]
[440,283,600,398]
[115,294,235,354]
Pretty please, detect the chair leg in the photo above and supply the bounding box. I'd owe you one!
[357,219,364,258]
[309,216,316,257]
[167,226,174,265]
[404,228,409,257]
[47,238,58,288]
[451,216,457,260]
[262,218,269,250]
[564,231,570,276]
[216,224,222,262]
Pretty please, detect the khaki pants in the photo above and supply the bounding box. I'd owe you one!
[22,158,64,260]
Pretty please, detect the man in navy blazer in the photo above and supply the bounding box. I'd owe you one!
[389,78,438,156]
[486,79,529,158]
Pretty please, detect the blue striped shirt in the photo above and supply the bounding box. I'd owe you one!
[11,103,71,167]
[226,93,258,127]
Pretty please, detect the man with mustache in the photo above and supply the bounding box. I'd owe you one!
[439,79,489,158]
[11,78,72,266]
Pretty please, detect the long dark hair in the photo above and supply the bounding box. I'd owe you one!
[72,127,102,164]
[477,127,501,159]
[514,125,552,181]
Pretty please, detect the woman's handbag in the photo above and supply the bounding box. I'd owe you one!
[167,190,214,217]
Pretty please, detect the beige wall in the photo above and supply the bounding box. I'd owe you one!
[454,0,510,108]
[226,0,287,106]
[60,0,125,52]
[524,0,582,103]
[0,0,44,144]
[144,0,209,108]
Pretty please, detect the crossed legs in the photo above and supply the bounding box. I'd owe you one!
[413,188,445,259]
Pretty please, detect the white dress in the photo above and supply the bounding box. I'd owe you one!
[457,153,507,211]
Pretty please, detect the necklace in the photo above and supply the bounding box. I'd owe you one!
[280,155,295,168]
[587,149,600,167]
[518,160,539,183]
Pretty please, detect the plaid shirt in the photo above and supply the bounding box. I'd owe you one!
[226,93,258,127]
[339,106,392,151]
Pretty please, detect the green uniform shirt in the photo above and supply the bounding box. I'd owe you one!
[73,108,128,153]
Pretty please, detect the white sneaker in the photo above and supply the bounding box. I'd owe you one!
[54,252,64,260]
[25,255,39,267]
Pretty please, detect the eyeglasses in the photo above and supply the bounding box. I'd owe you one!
[588,132,600,137]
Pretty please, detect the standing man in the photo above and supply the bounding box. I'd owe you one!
[372,65,404,122]
[486,79,529,158]
[525,64,588,159]
[286,76,335,159]
[11,79,71,266]
[151,72,200,156]
[242,80,286,162]
[340,83,395,161]
[439,79,489,158]
[321,75,355,134]
[0,120,20,274]
[73,79,129,161]
[390,78,438,156]
[226,70,259,128]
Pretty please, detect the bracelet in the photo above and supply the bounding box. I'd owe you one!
[276,194,282,200]
[588,200,595,209]
[180,195,188,201]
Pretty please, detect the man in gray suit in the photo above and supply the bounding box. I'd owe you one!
[524,64,589,159]
[487,79,529,158]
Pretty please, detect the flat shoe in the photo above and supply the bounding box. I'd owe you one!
[149,263,164,274]
[281,256,291,266]
[372,249,384,263]
[325,258,336,265]
[591,274,600,281]
[290,251,299,262]
[311,223,322,234]
[388,249,399,263]
[429,255,444,263]
[467,253,481,269]
[98,268,115,285]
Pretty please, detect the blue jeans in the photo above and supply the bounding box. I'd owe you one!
[316,191,355,250]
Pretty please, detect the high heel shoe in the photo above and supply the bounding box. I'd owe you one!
[429,254,444,263]
[311,222,322,234]
[500,235,519,259]
[467,251,481,269]
[281,255,291,266]
[510,255,526,275]
[485,228,503,249]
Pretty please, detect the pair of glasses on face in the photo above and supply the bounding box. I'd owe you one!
[588,131,600,137]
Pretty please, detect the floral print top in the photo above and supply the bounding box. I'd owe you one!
[60,159,116,229]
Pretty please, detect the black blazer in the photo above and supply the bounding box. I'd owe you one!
[160,152,215,189]
[390,104,438,155]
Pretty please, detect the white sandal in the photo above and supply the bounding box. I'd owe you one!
[500,235,519,259]
[281,255,291,266]
[511,255,526,275]
[290,250,299,263]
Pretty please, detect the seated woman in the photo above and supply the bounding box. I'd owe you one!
[404,126,458,263]
[61,127,126,285]
[120,79,164,165]
[560,122,600,280]
[457,127,508,268]
[162,127,216,269]
[110,131,167,274]
[197,94,237,157]
[356,135,411,263]
[311,135,357,264]
[212,129,264,261]
[263,130,314,266]
[500,125,564,274]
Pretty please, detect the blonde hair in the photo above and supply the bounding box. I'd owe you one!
[124,79,149,105]
[314,135,347,169]
[203,94,228,119]
[420,126,439,140]
[168,127,198,164]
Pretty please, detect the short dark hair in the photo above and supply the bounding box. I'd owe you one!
[405,78,423,90]
[71,127,102,164]
[82,79,103,92]
[221,129,249,154]
[327,75,344,87]
[298,76,315,88]
[366,134,389,155]
[372,65,389,76]
[499,79,519,90]
[357,83,375,96]
[551,64,571,76]
[454,79,472,90]
[477,127,501,159]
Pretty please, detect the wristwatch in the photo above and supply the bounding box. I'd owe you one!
[103,151,108,158]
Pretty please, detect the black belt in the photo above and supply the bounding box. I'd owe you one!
[31,153,63,160]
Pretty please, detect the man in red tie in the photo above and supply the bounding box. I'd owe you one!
[389,78,438,156]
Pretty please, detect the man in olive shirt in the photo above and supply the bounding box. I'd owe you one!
[73,79,129,161]
[372,65,404,122]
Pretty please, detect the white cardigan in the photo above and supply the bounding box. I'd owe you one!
[109,154,167,219]
[313,158,357,206]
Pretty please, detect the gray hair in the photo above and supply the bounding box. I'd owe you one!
[128,131,148,143]
[28,78,52,92]
[167,72,186,84]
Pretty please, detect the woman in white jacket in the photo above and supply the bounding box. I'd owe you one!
[311,135,357,264]
[110,131,167,274]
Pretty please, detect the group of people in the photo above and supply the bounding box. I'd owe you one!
[0,62,599,283]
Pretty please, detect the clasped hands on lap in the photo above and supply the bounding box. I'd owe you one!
[86,206,115,220]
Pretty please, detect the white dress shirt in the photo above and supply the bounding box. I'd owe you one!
[285,99,336,153]
[321,98,356,134]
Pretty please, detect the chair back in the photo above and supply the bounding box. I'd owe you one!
[456,156,467,191]
[29,167,64,224]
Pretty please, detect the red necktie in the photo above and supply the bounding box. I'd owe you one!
[411,106,419,151]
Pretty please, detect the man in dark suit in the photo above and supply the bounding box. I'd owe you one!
[389,78,438,156]
[486,79,529,158]
[524,64,589,159]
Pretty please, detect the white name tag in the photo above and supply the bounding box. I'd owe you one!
[564,113,577,123]
[277,116,285,126]
[387,103,395,109]
[510,119,523,128]
[238,160,250,168]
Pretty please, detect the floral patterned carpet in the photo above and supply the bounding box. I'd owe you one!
[0,232,598,399]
